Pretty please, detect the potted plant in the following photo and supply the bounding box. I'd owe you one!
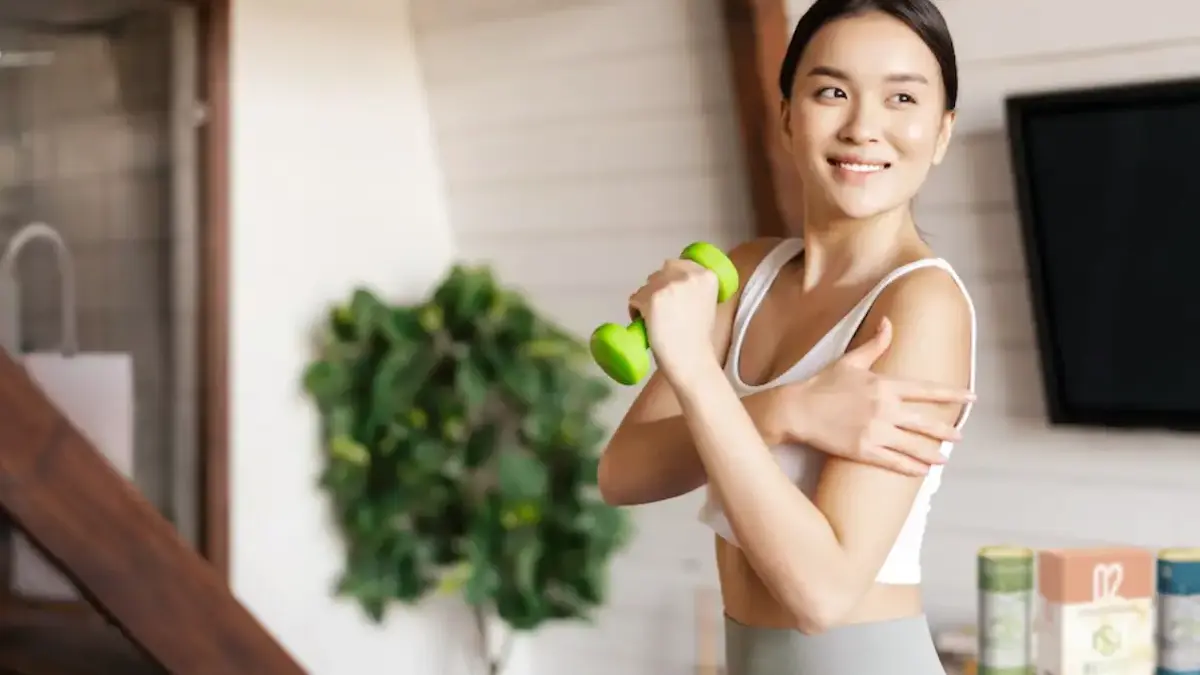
[302,264,632,674]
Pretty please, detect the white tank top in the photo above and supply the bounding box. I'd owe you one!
[697,238,977,585]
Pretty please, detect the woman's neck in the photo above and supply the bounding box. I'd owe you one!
[797,205,922,291]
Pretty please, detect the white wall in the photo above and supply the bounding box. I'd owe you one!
[782,0,1200,627]
[412,2,753,673]
[226,0,476,672]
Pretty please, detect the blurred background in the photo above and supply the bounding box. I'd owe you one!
[0,0,1197,673]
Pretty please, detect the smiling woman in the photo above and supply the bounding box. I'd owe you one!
[779,0,957,221]
[598,0,973,673]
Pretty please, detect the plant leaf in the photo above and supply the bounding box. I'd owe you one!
[464,423,498,469]
[349,287,389,336]
[381,307,426,345]
[301,360,347,406]
[497,453,549,503]
[454,356,490,413]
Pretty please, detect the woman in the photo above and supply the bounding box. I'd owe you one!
[597,0,972,673]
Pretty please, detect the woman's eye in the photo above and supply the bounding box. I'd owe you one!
[815,86,846,100]
[891,93,917,104]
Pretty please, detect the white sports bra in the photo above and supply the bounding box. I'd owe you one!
[697,238,977,585]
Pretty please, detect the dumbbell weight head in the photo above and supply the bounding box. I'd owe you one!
[680,241,739,303]
[590,241,740,385]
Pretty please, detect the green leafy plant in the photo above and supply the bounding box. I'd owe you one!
[302,264,632,673]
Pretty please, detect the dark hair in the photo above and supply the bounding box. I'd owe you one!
[778,0,958,110]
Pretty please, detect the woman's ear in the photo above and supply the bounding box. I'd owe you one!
[931,110,956,166]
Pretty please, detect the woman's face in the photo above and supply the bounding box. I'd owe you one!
[781,11,954,221]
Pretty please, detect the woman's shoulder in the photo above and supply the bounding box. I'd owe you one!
[854,255,975,388]
[883,240,971,305]
[726,236,789,277]
[874,257,974,336]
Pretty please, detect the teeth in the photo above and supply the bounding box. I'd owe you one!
[835,162,886,173]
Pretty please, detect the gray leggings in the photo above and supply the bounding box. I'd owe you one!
[725,614,945,674]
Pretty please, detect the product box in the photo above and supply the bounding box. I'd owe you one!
[1157,548,1200,675]
[1037,547,1155,675]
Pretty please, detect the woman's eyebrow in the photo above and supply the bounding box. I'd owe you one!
[806,65,850,80]
[805,65,929,85]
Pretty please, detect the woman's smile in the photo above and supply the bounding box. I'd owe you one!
[827,154,892,185]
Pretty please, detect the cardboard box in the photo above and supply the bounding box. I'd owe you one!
[1037,547,1155,675]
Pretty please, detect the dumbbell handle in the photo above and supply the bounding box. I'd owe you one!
[619,249,728,346]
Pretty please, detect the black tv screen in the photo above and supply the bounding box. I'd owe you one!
[1005,78,1200,430]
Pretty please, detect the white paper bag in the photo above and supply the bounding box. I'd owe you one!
[1,222,136,601]
[0,268,19,355]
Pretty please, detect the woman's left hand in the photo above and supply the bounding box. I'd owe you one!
[628,258,721,379]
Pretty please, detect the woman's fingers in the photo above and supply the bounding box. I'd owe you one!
[878,425,949,466]
[894,409,962,444]
[628,288,650,321]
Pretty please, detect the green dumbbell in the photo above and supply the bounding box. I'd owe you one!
[590,241,740,385]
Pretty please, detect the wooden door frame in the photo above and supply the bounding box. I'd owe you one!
[198,0,231,585]
[0,0,229,621]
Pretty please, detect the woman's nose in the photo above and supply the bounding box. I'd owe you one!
[837,102,882,145]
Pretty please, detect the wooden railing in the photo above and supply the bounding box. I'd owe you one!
[0,350,304,674]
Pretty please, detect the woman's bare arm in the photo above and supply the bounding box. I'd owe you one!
[599,243,976,507]
[668,267,973,632]
[597,238,780,506]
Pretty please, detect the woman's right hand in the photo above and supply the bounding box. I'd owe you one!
[764,317,976,476]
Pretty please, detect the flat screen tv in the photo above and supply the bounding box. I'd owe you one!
[1005,77,1200,431]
